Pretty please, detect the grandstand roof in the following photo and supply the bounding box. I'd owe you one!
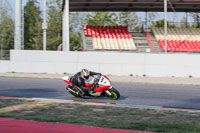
[63,0,200,12]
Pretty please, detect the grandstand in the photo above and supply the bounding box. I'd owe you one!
[152,27,200,52]
[62,0,200,53]
[81,25,200,53]
[82,25,136,51]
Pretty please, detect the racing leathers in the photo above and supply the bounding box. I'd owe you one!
[71,71,101,95]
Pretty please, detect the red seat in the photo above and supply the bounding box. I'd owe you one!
[91,34,95,38]
[107,34,111,38]
[96,34,99,38]
[124,34,127,39]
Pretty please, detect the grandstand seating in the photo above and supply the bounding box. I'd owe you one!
[152,27,200,52]
[82,25,136,51]
[158,39,200,52]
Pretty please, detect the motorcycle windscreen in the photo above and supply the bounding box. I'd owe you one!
[84,76,94,87]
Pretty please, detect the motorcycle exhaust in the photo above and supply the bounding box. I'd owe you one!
[67,87,78,95]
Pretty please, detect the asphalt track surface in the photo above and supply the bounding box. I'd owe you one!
[0,78,200,109]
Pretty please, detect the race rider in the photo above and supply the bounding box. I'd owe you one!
[71,69,102,95]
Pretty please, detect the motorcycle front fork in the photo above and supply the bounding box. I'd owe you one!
[105,86,112,96]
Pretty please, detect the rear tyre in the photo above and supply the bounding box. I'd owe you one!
[108,87,120,100]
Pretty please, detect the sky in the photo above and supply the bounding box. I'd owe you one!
[6,0,194,23]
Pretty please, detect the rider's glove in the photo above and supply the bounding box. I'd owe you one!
[95,74,101,82]
[89,82,98,91]
[98,73,102,78]
[94,78,99,83]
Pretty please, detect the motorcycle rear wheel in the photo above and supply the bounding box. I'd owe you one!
[108,87,120,100]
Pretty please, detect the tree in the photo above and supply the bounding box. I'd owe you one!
[47,0,62,50]
[24,0,43,50]
[70,32,82,51]
[69,12,81,33]
[69,12,83,51]
[189,13,200,28]
[118,12,142,31]
[152,19,177,28]
[147,12,157,23]
[152,19,164,28]
[87,12,117,26]
[145,12,158,29]
[119,12,129,26]
[180,17,187,28]
[0,4,14,50]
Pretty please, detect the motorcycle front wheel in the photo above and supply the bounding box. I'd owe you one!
[108,87,120,100]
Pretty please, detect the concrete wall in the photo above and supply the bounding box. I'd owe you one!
[1,50,200,77]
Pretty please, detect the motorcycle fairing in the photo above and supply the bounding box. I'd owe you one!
[85,76,111,92]
[94,85,109,92]
[63,75,111,92]
[98,76,110,86]
[63,76,72,86]
[89,91,102,97]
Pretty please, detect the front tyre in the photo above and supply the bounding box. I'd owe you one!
[108,87,120,100]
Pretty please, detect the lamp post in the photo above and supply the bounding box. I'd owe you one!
[164,0,168,53]
[15,0,22,50]
[43,0,47,51]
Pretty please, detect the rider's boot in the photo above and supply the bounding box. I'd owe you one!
[74,86,85,97]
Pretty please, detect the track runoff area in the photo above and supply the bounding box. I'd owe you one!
[1,93,200,111]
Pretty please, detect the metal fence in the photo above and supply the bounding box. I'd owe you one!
[0,50,10,60]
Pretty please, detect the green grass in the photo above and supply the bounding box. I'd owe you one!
[0,98,200,133]
[0,98,34,108]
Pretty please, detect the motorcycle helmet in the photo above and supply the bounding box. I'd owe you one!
[81,69,89,79]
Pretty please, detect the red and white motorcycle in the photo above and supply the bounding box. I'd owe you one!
[63,74,120,100]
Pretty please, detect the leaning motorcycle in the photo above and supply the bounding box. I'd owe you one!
[62,74,120,100]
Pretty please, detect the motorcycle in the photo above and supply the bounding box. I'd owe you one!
[62,74,120,100]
